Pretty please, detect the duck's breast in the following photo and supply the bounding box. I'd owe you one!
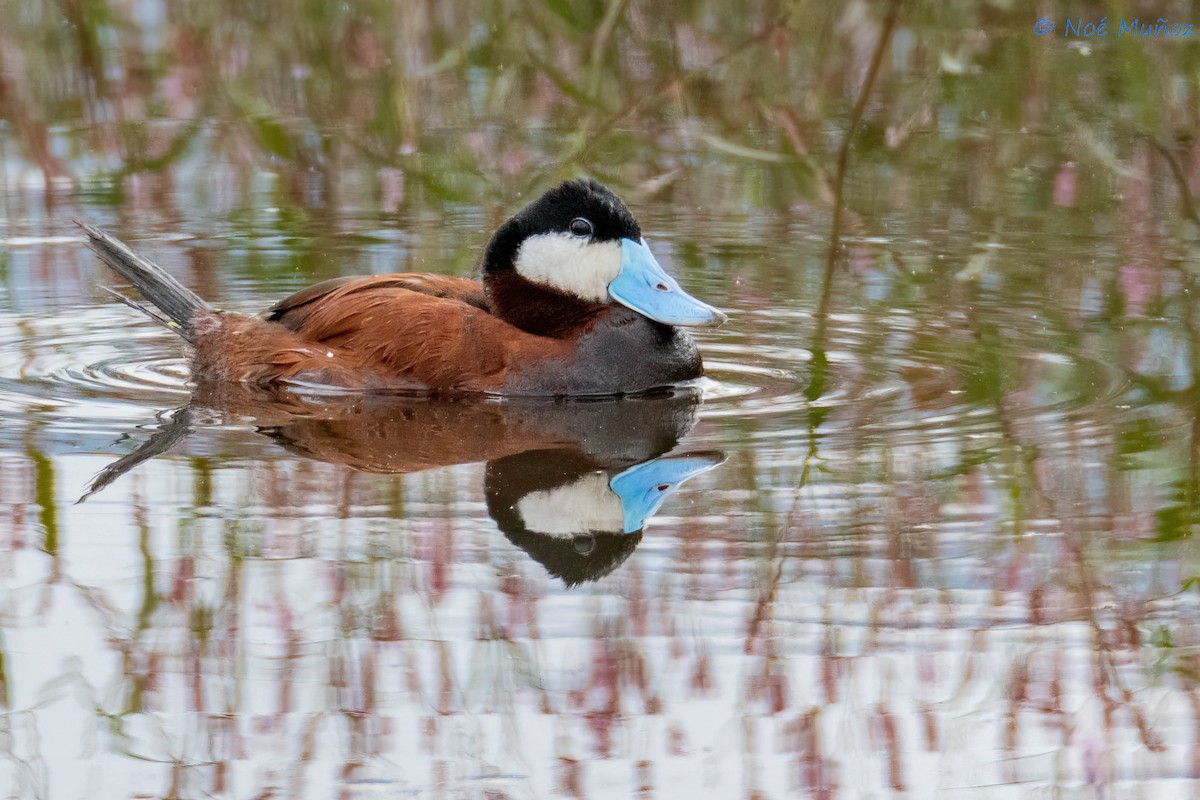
[504,310,702,396]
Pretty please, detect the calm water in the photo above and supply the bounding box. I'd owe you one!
[4,1,1200,798]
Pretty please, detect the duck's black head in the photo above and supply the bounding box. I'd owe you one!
[482,179,726,338]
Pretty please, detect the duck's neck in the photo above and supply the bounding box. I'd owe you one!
[485,272,609,339]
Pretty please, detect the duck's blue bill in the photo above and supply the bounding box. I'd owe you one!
[609,238,728,327]
[609,451,725,534]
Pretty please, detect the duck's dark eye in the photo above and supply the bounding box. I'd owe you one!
[569,218,593,238]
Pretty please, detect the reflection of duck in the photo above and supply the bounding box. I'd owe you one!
[80,180,726,397]
[84,385,723,584]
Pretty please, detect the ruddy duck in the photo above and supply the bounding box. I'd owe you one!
[80,179,726,396]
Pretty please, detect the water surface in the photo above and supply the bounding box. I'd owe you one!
[3,2,1200,797]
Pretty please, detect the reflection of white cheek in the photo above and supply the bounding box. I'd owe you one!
[514,234,622,302]
[515,473,625,536]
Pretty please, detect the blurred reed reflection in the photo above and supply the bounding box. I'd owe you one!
[84,383,723,585]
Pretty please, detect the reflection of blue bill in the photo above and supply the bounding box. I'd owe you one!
[1033,18,1055,35]
[610,452,725,534]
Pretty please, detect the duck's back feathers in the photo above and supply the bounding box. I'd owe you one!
[193,282,575,392]
[266,273,490,330]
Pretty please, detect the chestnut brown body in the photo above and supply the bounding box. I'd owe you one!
[185,272,701,396]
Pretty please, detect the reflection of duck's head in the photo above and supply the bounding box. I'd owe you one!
[486,448,723,586]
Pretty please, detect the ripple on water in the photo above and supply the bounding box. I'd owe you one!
[0,298,1133,451]
[697,302,1132,446]
[52,355,192,398]
[0,307,191,433]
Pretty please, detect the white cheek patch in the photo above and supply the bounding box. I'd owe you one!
[514,233,622,302]
[515,473,625,536]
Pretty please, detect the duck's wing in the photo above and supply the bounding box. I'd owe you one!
[265,273,489,330]
[205,285,572,393]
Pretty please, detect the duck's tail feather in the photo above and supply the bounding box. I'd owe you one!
[97,284,177,332]
[78,221,210,340]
